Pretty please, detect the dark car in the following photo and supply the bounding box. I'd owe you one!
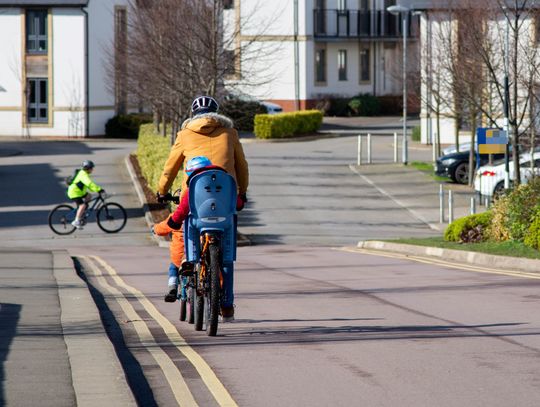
[435,151,505,184]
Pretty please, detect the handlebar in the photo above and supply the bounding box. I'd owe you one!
[157,192,179,204]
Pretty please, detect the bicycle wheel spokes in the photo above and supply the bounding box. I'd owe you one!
[48,204,77,235]
[96,202,127,233]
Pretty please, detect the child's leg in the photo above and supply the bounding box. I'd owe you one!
[164,263,179,303]
[168,262,179,287]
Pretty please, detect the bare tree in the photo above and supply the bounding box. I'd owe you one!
[434,0,540,185]
[105,0,283,143]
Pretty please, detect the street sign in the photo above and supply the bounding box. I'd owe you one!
[477,127,508,154]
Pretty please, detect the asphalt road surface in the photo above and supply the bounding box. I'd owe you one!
[1,138,540,406]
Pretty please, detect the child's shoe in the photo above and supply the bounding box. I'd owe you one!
[220,305,235,322]
[180,261,195,277]
[164,285,178,302]
[71,219,84,230]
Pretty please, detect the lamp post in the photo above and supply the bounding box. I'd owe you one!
[387,4,410,165]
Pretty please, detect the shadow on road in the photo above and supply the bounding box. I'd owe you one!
[73,259,158,407]
[0,303,21,405]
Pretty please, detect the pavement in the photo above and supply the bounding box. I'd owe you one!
[0,117,538,405]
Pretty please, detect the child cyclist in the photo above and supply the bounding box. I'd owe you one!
[67,160,105,229]
[153,156,246,322]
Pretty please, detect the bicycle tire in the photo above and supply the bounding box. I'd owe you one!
[194,271,204,331]
[206,243,221,336]
[187,282,195,324]
[48,204,77,235]
[96,202,127,233]
[179,299,187,321]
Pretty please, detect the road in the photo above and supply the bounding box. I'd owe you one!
[1,137,540,406]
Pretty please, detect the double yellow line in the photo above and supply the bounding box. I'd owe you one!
[79,255,238,407]
[340,247,540,280]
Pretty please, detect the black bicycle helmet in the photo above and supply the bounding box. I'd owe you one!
[82,160,95,170]
[191,96,219,116]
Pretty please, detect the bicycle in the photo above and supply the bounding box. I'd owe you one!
[165,169,237,336]
[48,191,127,235]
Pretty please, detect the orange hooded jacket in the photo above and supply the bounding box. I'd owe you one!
[157,113,249,197]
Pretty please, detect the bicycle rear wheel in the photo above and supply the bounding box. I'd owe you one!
[96,202,127,233]
[206,243,221,336]
[187,282,195,324]
[194,269,204,331]
[48,204,77,235]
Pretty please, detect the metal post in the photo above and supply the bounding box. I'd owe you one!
[448,190,454,224]
[394,132,398,163]
[432,131,437,162]
[439,184,445,223]
[367,133,372,164]
[402,12,409,165]
[504,8,510,189]
[357,135,362,166]
[470,196,476,215]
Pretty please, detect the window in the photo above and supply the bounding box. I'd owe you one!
[224,49,236,75]
[338,49,347,81]
[337,0,347,11]
[27,79,48,123]
[223,0,234,9]
[360,0,369,10]
[360,48,370,82]
[315,48,326,83]
[26,9,48,54]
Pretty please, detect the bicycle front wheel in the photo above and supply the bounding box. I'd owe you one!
[96,202,127,233]
[206,243,221,336]
[48,204,77,235]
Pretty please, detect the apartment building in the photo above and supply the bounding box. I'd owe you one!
[225,0,419,111]
[0,0,128,137]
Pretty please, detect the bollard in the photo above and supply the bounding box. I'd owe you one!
[470,196,476,215]
[432,132,437,162]
[367,133,372,164]
[448,190,454,224]
[357,135,362,166]
[439,184,445,223]
[394,132,398,163]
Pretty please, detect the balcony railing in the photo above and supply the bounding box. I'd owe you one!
[313,9,418,39]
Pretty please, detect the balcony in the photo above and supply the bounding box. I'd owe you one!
[313,9,418,39]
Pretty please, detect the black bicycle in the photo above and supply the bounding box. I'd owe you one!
[48,191,127,235]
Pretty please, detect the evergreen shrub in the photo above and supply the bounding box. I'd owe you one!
[254,110,323,139]
[105,113,152,139]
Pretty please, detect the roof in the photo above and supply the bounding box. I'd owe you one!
[0,0,88,6]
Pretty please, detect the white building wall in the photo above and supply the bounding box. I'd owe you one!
[86,0,128,136]
[52,9,85,137]
[0,9,24,136]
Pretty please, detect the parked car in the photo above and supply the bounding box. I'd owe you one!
[261,101,283,114]
[442,142,471,156]
[435,150,506,184]
[474,152,540,198]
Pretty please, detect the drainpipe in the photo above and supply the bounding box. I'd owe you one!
[82,6,89,138]
[294,0,300,110]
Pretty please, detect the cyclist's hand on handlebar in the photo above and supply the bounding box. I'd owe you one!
[99,189,106,194]
[156,192,172,203]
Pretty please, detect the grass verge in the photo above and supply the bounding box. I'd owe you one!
[388,236,540,260]
[410,161,450,182]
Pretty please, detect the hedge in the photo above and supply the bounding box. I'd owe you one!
[105,113,152,139]
[135,124,182,193]
[220,98,267,131]
[253,110,323,139]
